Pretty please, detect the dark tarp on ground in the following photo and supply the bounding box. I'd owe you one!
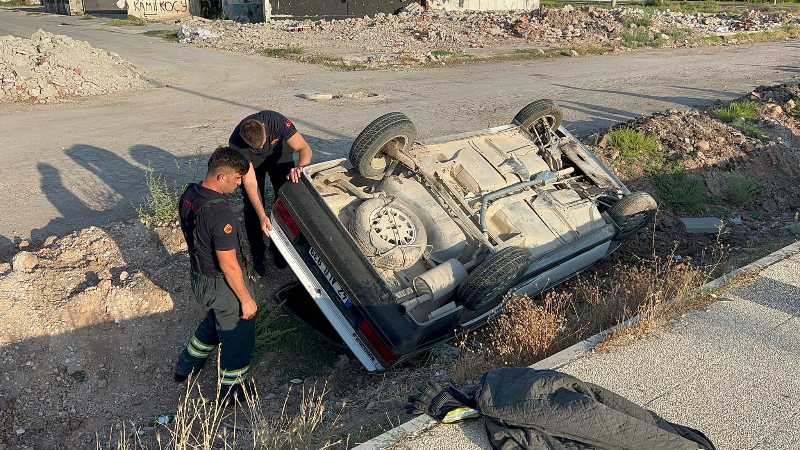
[475,368,716,450]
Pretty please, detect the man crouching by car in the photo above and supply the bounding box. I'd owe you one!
[173,146,257,404]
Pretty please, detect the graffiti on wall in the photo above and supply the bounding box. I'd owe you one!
[132,0,188,15]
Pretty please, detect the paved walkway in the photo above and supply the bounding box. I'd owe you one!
[357,242,800,450]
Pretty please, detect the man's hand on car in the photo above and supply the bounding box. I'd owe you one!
[287,165,305,183]
[260,215,273,238]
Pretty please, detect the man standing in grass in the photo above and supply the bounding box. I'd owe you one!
[229,110,313,276]
[174,146,257,403]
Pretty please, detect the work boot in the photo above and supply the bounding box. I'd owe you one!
[218,379,256,407]
[174,361,205,383]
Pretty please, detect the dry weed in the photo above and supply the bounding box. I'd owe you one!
[451,293,568,381]
[96,374,344,450]
[451,238,726,377]
[484,294,567,367]
[594,251,721,351]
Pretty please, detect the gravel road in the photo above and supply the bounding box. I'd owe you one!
[1,8,798,245]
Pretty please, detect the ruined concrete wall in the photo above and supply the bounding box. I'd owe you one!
[125,0,192,20]
[222,0,267,23]
[42,0,84,15]
[428,0,540,11]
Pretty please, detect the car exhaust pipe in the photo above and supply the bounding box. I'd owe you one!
[398,259,468,314]
[398,293,432,314]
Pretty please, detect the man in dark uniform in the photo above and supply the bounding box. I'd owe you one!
[229,110,313,275]
[174,146,257,403]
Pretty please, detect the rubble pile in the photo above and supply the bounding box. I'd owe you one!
[0,224,186,448]
[0,29,151,104]
[175,6,799,67]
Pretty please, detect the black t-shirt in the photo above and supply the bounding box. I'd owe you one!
[228,110,298,166]
[179,184,243,277]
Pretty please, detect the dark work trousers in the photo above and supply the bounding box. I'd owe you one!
[175,270,256,399]
[242,153,295,259]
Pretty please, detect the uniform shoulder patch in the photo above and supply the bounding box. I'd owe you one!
[223,224,233,234]
[285,119,293,128]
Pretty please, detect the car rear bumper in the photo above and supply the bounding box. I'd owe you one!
[268,214,385,371]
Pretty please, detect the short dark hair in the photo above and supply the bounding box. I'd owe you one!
[207,146,249,176]
[240,120,266,149]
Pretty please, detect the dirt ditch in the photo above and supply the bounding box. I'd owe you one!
[0,83,798,449]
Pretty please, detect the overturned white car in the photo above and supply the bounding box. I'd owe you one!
[270,100,657,371]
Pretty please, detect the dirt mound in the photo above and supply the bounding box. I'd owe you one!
[0,29,152,104]
[592,83,800,263]
[0,223,191,448]
[174,6,800,68]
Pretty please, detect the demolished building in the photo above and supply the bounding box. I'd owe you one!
[46,0,540,24]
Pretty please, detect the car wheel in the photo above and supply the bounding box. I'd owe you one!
[607,191,658,241]
[513,99,563,145]
[350,198,427,270]
[350,112,417,179]
[457,247,531,312]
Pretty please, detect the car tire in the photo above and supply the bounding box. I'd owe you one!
[350,198,427,270]
[350,112,417,179]
[457,247,531,312]
[513,99,563,144]
[607,191,658,241]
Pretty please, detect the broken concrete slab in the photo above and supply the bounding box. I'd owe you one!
[298,92,333,100]
[679,217,726,234]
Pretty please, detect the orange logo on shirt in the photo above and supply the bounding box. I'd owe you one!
[270,138,280,146]
[224,224,233,234]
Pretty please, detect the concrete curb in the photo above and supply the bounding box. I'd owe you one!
[352,240,800,450]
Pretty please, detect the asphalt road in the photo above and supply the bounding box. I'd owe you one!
[1,8,799,245]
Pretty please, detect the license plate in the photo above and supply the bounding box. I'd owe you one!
[308,245,352,308]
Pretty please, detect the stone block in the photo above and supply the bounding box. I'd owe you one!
[679,217,726,234]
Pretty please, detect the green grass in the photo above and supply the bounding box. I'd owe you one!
[133,166,184,226]
[80,13,94,19]
[252,299,296,364]
[714,101,759,123]
[789,99,800,118]
[671,0,721,13]
[622,16,654,28]
[263,46,305,57]
[620,29,658,48]
[653,169,708,212]
[431,50,456,57]
[259,314,339,380]
[725,172,761,205]
[105,15,146,26]
[691,25,800,47]
[606,128,670,179]
[142,29,180,42]
[0,0,28,6]
[608,128,663,163]
[666,26,693,41]
[734,122,765,139]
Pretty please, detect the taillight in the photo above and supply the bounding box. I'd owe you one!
[358,321,398,364]
[274,199,301,238]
